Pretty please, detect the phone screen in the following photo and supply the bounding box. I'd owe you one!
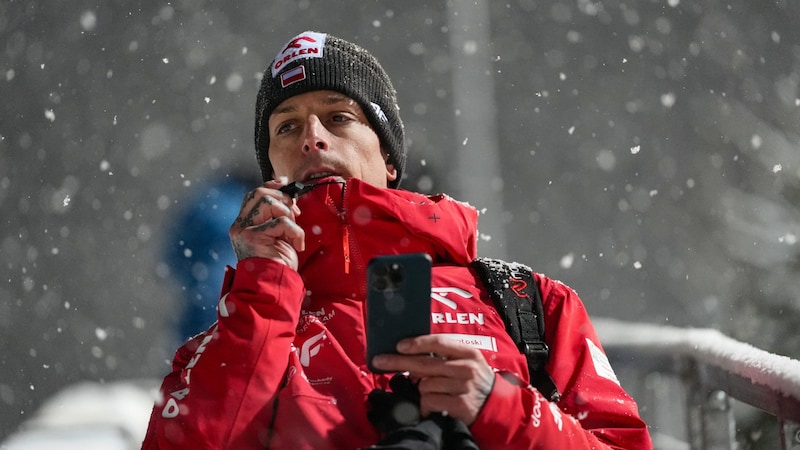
[366,253,432,373]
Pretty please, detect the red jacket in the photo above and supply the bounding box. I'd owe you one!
[143,179,652,449]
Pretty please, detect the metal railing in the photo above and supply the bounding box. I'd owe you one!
[594,318,800,450]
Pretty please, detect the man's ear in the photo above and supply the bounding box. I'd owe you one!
[381,149,398,184]
[385,162,398,184]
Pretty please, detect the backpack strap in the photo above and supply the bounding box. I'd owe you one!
[471,257,561,402]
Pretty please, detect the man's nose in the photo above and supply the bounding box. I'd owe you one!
[302,115,330,153]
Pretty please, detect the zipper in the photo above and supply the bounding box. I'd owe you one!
[342,225,350,274]
[324,181,352,275]
[341,182,352,275]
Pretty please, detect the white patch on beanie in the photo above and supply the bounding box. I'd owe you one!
[271,31,327,77]
[370,102,388,123]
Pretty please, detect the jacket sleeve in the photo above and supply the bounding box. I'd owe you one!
[142,258,305,449]
[469,275,653,449]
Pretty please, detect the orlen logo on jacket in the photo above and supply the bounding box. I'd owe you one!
[299,330,327,367]
[431,287,484,325]
[271,31,327,77]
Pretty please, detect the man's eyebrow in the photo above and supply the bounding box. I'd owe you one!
[271,103,298,116]
[270,93,354,117]
[321,93,353,105]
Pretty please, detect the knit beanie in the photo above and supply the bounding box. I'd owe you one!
[254,31,406,188]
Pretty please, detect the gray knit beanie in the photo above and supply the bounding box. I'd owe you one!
[254,31,405,188]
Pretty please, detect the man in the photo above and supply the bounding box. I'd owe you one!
[143,31,652,449]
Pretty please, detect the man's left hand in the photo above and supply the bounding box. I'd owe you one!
[370,335,496,426]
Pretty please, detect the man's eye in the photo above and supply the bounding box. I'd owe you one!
[331,113,351,123]
[276,123,294,135]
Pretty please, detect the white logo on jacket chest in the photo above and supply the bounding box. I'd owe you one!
[431,287,484,325]
[299,331,327,367]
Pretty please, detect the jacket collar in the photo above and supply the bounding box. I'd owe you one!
[294,178,478,277]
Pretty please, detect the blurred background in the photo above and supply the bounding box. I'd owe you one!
[1,0,799,445]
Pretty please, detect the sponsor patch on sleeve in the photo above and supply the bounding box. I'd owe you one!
[586,338,620,384]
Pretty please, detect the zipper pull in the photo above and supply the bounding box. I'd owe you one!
[342,225,350,274]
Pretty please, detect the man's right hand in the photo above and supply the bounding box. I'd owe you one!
[229,180,305,269]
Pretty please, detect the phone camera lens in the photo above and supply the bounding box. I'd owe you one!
[371,262,405,291]
[374,276,389,291]
[389,270,403,286]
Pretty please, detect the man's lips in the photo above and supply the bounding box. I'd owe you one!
[300,171,345,184]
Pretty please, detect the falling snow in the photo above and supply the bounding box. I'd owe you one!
[3,2,800,448]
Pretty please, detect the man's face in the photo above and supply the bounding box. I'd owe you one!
[267,90,397,188]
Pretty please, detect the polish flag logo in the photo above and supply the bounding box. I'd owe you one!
[281,65,306,88]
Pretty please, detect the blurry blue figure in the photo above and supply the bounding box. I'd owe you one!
[165,172,257,342]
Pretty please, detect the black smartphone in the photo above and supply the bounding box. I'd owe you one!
[366,253,432,373]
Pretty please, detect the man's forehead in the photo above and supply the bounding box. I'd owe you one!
[272,91,357,115]
[318,92,356,104]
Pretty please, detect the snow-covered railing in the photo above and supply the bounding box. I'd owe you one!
[594,318,800,450]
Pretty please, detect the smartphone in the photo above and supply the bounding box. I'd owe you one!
[366,253,432,373]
